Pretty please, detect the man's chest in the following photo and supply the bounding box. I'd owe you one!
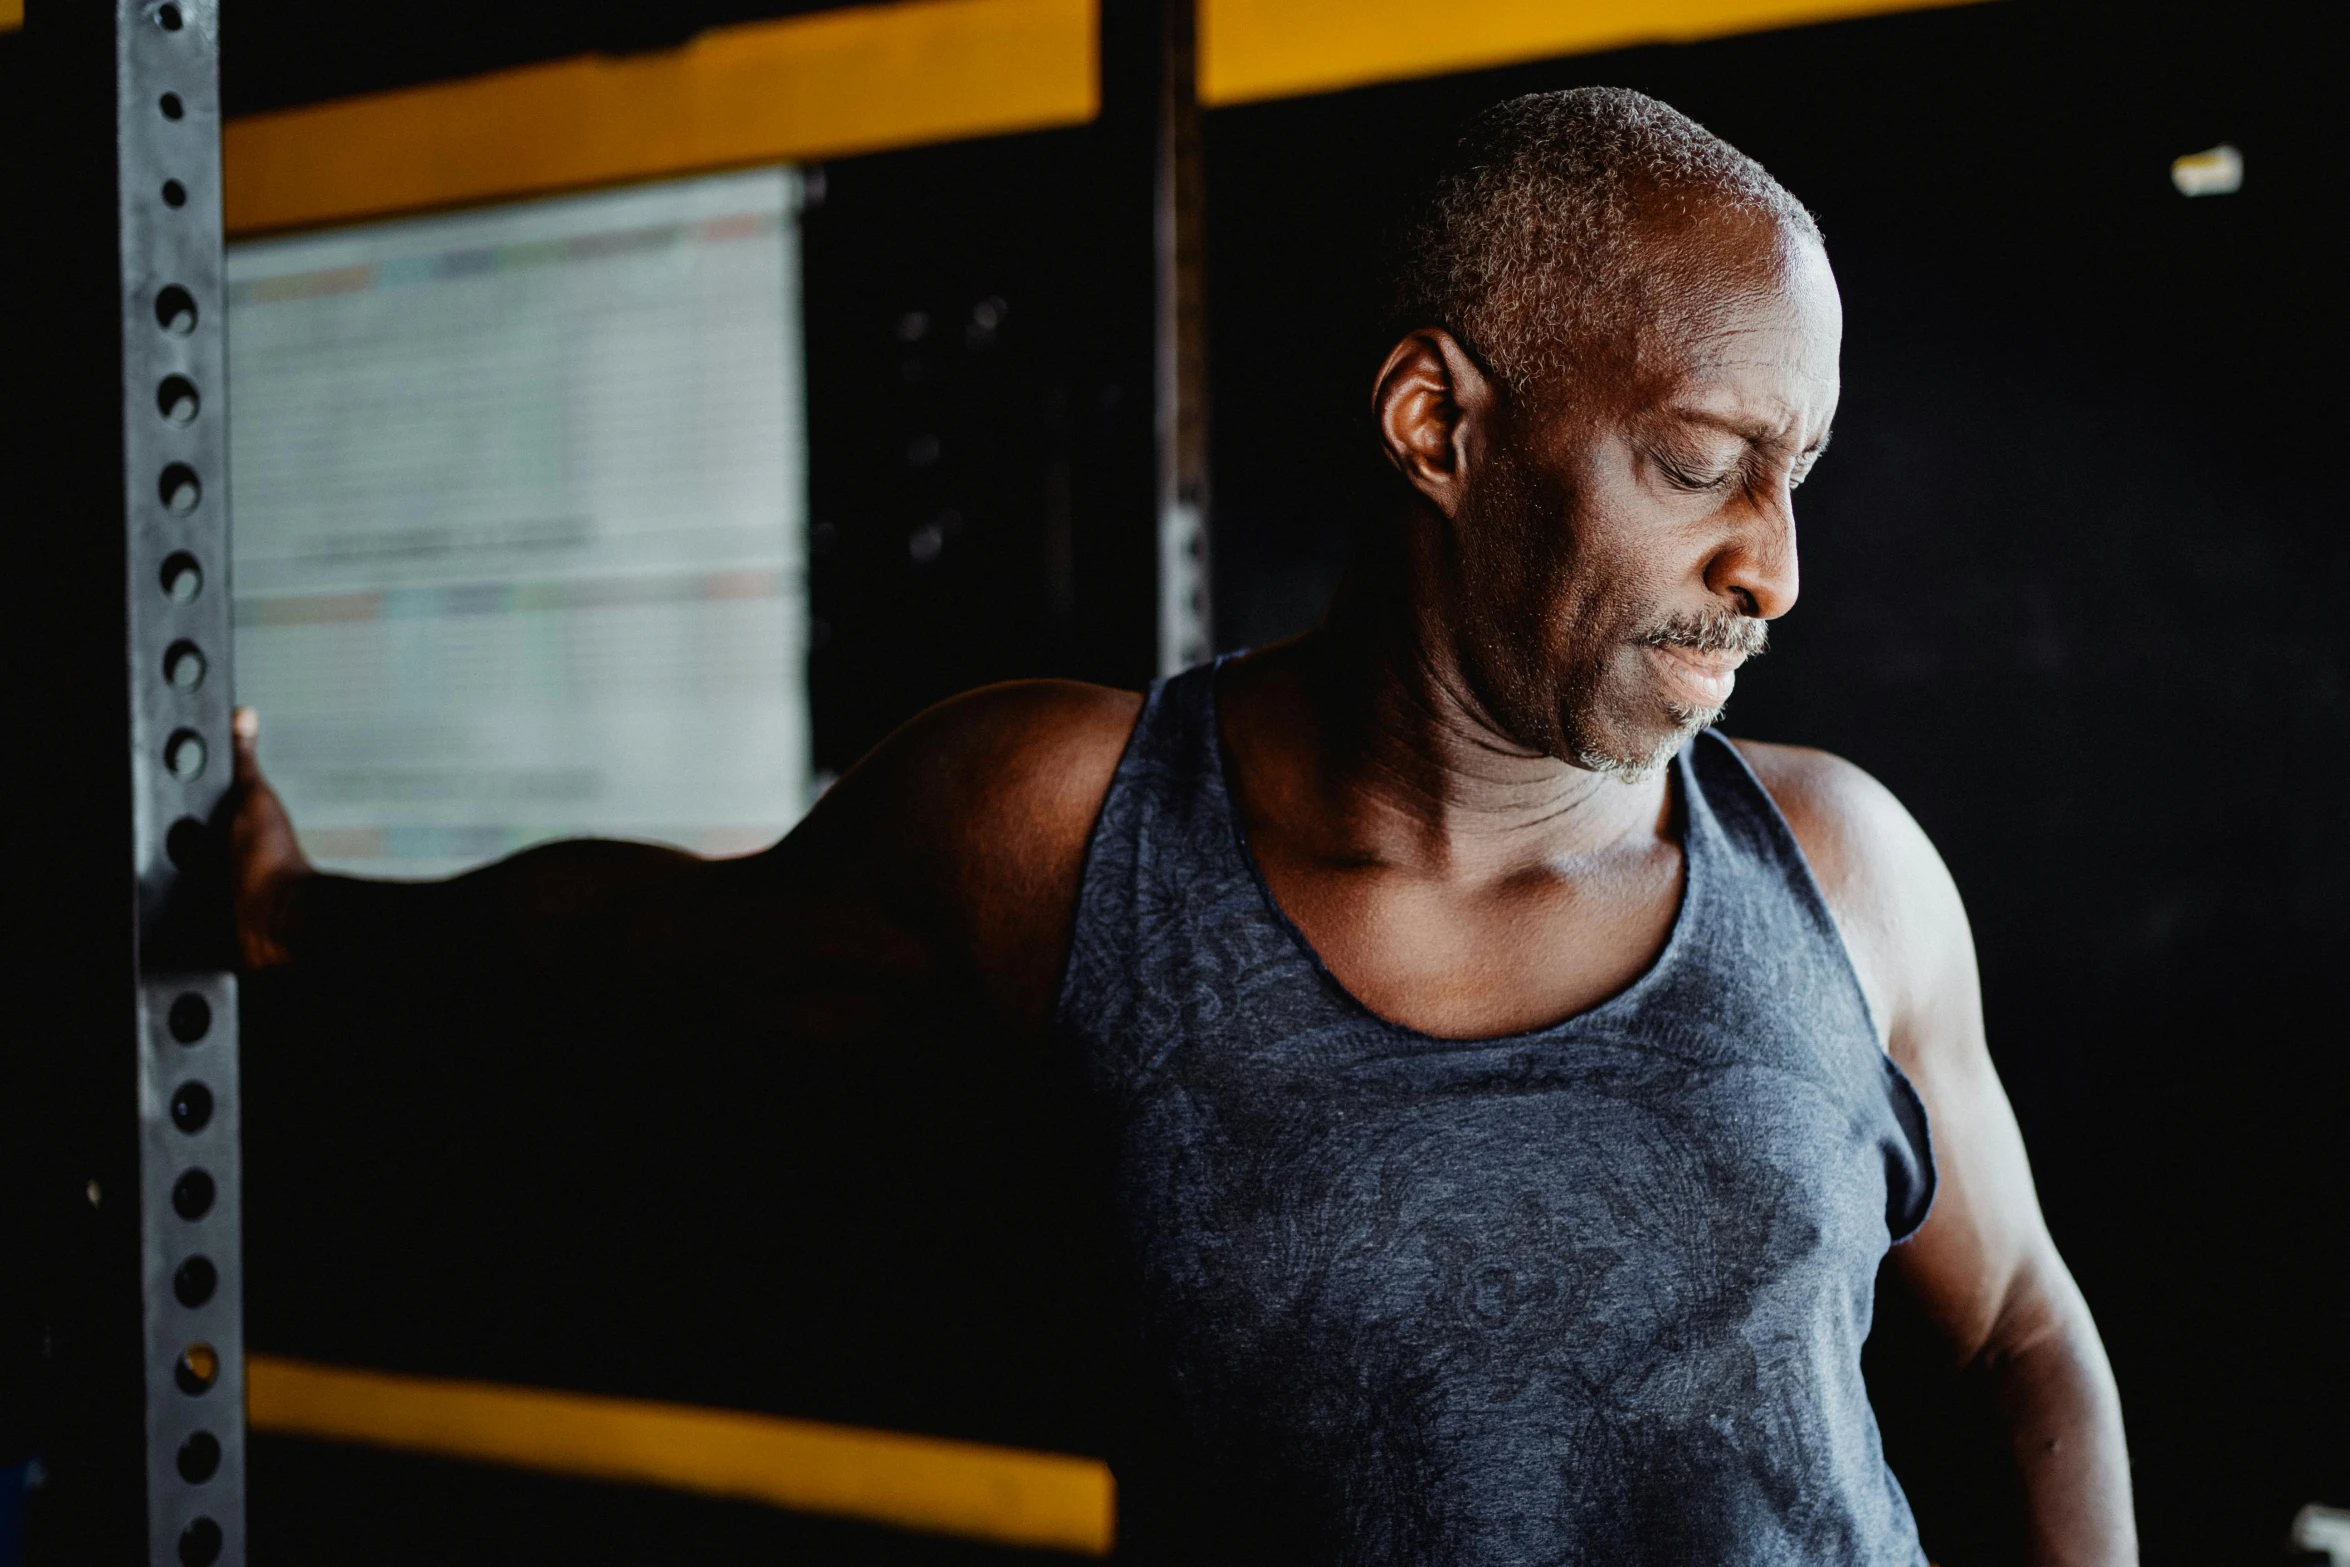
[1104,1043,1897,1555]
[1125,1050,1883,1328]
[1246,836,1687,1038]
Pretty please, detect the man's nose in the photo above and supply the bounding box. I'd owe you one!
[1707,495,1800,621]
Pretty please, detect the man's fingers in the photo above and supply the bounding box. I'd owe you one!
[232,706,260,779]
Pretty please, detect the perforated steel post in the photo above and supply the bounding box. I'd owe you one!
[117,2,247,1562]
[1154,0,1212,675]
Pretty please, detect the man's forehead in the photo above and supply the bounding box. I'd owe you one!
[1642,260,1840,436]
[1649,346,1839,443]
[1649,210,1835,318]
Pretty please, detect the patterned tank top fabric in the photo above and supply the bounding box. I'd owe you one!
[1056,661,1937,1565]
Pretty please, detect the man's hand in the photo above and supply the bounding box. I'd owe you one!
[226,707,312,970]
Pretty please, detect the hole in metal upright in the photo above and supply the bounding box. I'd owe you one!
[165,728,208,781]
[160,463,202,515]
[170,1082,214,1134]
[160,551,204,602]
[159,375,200,424]
[175,1342,219,1395]
[178,1516,222,1566]
[173,1257,218,1308]
[165,640,207,690]
[177,1432,222,1483]
[166,815,209,870]
[171,1170,216,1219]
[168,992,211,1042]
[155,284,198,335]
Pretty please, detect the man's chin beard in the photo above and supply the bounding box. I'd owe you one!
[1568,699,1723,782]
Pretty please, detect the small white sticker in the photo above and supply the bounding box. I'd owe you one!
[2171,143,2243,197]
[2291,1503,2350,1566]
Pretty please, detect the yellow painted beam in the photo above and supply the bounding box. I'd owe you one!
[1199,0,1988,106]
[245,1353,1117,1555]
[0,0,21,35]
[222,0,1096,236]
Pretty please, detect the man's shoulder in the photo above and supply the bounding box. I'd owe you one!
[887,677,1143,821]
[1726,737,1972,1045]
[815,678,1142,884]
[776,680,1143,1030]
[1726,737,1916,876]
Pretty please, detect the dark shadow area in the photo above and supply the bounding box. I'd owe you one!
[220,4,1164,1557]
[802,124,1159,774]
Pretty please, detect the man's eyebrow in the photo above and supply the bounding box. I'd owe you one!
[1668,408,1829,456]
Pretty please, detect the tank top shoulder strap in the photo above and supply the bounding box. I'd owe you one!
[1054,664,1235,1056]
[1080,660,1227,882]
[1680,729,1858,972]
[1678,728,1937,1241]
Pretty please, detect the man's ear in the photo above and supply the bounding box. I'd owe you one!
[1373,328,1498,520]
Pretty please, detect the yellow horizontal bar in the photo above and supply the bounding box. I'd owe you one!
[222,0,1097,236]
[1199,0,1987,107]
[246,1353,1116,1556]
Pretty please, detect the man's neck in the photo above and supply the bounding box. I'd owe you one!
[1225,585,1671,887]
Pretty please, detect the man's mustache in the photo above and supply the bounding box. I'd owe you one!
[1638,609,1770,659]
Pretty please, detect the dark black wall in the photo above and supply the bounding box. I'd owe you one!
[1200,5,2347,1561]
[0,15,33,1486]
[3,14,173,1555]
[801,126,1161,774]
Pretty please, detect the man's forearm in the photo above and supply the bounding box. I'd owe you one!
[1979,1284,2137,1567]
[275,838,704,977]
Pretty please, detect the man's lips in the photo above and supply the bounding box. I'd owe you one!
[1644,642,1747,709]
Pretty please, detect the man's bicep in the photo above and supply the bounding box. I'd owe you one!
[1877,841,2061,1366]
[1885,994,2059,1362]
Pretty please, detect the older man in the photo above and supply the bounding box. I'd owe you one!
[233,88,2133,1564]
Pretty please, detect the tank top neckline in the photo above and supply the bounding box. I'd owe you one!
[1191,656,1712,1051]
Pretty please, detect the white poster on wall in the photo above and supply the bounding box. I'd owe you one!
[227,167,810,877]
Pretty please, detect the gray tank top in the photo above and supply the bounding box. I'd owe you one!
[1056,661,1936,1565]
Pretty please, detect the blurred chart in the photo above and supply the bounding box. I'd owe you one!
[228,168,810,877]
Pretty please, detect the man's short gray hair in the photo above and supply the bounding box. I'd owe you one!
[1394,87,1820,397]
